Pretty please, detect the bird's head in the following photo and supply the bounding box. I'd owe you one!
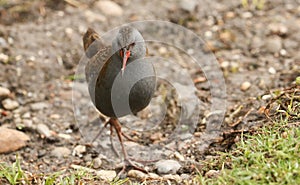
[112,26,146,73]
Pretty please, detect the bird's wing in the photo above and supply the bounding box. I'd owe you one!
[83,28,113,104]
[83,28,106,58]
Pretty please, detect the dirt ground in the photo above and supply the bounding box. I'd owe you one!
[0,0,299,183]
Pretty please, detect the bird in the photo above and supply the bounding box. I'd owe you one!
[83,26,156,174]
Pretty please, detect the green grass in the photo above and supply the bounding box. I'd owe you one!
[198,85,300,185]
[0,158,103,185]
[0,155,28,185]
[198,122,300,185]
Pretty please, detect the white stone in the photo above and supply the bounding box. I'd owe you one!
[0,87,10,97]
[155,160,181,174]
[95,0,123,17]
[2,98,19,110]
[240,81,251,91]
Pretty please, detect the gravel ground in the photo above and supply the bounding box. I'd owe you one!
[0,0,299,183]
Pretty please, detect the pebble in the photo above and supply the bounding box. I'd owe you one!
[57,133,72,140]
[262,94,272,100]
[71,164,116,181]
[0,37,8,47]
[95,0,123,17]
[23,119,34,129]
[163,174,181,181]
[148,172,161,179]
[30,102,49,111]
[50,114,60,119]
[268,23,288,36]
[221,61,230,69]
[268,67,276,74]
[0,127,30,154]
[36,123,51,138]
[205,170,220,178]
[93,157,102,169]
[2,98,19,110]
[240,81,251,91]
[127,169,148,180]
[0,53,9,63]
[155,160,181,174]
[72,145,86,157]
[51,147,71,158]
[265,36,282,53]
[158,47,167,55]
[84,10,106,23]
[179,0,197,12]
[0,86,10,97]
[174,151,185,161]
[96,170,117,181]
[242,11,253,18]
[22,112,31,119]
[279,49,287,56]
[180,173,190,180]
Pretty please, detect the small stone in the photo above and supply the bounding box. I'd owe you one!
[2,98,19,110]
[162,174,181,181]
[268,23,288,36]
[36,123,51,138]
[93,157,102,169]
[57,133,72,140]
[0,37,8,47]
[158,47,167,55]
[51,147,71,158]
[83,154,92,163]
[7,37,14,45]
[150,132,163,142]
[205,170,220,178]
[242,11,253,18]
[180,173,190,180]
[262,94,272,100]
[0,127,30,154]
[281,131,288,138]
[240,81,251,91]
[72,145,86,157]
[179,0,197,12]
[148,172,161,179]
[30,102,49,111]
[50,114,60,119]
[155,160,181,175]
[174,151,185,161]
[22,112,31,119]
[65,27,73,36]
[225,11,235,19]
[96,170,116,181]
[0,53,9,63]
[279,49,287,56]
[127,169,148,180]
[95,0,123,17]
[265,36,282,53]
[22,119,34,129]
[0,87,10,97]
[70,164,116,181]
[221,61,230,69]
[84,10,107,23]
[268,67,276,74]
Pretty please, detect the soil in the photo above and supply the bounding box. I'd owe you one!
[0,0,299,183]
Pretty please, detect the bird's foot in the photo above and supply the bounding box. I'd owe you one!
[117,158,148,177]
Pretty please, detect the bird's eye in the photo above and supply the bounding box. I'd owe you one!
[130,43,135,47]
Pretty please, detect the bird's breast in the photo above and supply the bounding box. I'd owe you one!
[93,56,156,118]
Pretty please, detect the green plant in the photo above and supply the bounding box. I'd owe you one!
[0,155,28,185]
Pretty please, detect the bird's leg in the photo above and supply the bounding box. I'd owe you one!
[108,118,148,175]
[109,123,120,157]
[91,120,110,143]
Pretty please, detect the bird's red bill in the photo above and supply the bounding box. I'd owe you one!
[122,50,131,71]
